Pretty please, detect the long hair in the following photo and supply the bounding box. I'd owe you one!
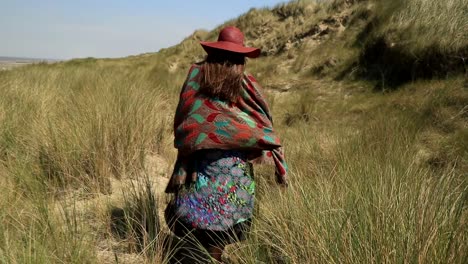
[199,49,245,103]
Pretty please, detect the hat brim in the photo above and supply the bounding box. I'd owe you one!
[200,41,261,58]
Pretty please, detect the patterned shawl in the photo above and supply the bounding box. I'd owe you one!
[165,64,288,193]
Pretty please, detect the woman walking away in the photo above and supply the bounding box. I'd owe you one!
[165,26,288,263]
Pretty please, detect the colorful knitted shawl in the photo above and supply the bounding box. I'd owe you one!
[165,64,288,193]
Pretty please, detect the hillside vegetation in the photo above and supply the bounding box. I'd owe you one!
[0,0,466,263]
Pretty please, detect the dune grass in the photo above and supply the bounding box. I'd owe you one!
[0,0,467,263]
[0,61,176,190]
[373,0,468,54]
[0,59,179,263]
[230,97,467,263]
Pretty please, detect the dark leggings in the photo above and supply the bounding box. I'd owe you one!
[171,217,252,249]
[165,202,251,263]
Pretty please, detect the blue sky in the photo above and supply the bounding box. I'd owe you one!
[0,0,287,59]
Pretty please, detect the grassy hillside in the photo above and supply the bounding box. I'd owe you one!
[0,0,466,263]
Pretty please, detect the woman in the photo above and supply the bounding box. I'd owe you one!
[165,26,288,263]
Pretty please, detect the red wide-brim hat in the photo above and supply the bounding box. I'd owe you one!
[200,26,261,58]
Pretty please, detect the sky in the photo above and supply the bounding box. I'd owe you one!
[0,0,288,60]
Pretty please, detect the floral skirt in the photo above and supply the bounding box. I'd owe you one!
[174,149,255,233]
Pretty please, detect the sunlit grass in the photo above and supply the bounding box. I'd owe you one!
[0,0,466,263]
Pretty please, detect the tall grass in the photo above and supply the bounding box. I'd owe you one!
[0,59,178,263]
[231,107,467,264]
[0,0,466,263]
[0,177,96,263]
[374,0,468,54]
[354,0,468,87]
[0,61,175,192]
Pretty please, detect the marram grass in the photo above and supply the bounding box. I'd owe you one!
[0,0,467,263]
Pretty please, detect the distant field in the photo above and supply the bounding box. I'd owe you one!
[0,61,32,70]
[0,57,59,70]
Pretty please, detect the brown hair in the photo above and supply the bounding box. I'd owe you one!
[199,49,245,103]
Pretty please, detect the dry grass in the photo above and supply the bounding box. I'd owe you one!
[0,59,178,263]
[228,87,467,263]
[374,0,468,54]
[0,0,467,263]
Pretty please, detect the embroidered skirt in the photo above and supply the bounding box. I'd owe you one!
[170,149,255,245]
